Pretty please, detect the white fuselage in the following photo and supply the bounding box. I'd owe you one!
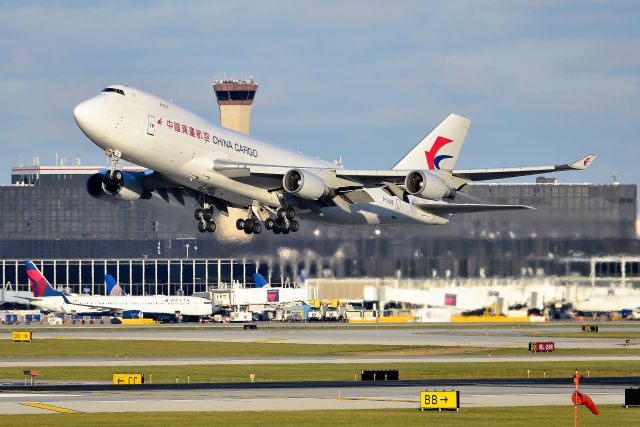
[573,296,640,313]
[32,294,212,317]
[73,85,448,226]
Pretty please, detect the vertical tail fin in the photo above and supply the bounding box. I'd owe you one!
[25,261,63,297]
[105,274,127,296]
[392,113,471,171]
[253,272,270,288]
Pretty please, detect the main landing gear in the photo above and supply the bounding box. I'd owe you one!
[235,207,300,236]
[265,208,299,235]
[235,217,263,235]
[195,207,216,233]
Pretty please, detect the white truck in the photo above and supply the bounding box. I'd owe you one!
[324,306,344,321]
[308,307,323,321]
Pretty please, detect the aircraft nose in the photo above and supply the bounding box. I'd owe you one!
[73,99,92,130]
[73,96,106,140]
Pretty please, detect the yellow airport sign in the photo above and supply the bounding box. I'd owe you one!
[420,390,459,411]
[12,331,32,342]
[113,373,144,385]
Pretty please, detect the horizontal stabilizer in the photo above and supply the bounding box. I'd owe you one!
[414,202,533,215]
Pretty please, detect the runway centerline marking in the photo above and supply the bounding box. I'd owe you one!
[21,402,82,413]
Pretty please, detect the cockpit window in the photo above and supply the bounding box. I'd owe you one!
[101,87,125,96]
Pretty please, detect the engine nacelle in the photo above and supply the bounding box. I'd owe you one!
[86,170,149,202]
[404,170,454,200]
[283,168,331,200]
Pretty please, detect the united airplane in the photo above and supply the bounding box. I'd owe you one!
[73,84,595,235]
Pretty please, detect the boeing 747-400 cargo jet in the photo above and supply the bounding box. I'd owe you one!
[73,84,595,235]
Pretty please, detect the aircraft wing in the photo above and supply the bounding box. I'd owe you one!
[56,300,117,313]
[120,153,595,213]
[213,154,596,191]
[450,155,596,182]
[413,201,534,215]
[13,295,38,302]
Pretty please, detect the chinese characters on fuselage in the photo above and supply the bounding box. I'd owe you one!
[165,119,258,158]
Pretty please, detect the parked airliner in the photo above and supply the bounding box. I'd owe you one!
[22,262,212,320]
[73,84,595,235]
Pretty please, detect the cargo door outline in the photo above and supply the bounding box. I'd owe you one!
[147,115,156,136]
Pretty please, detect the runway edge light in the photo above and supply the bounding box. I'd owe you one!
[419,390,459,411]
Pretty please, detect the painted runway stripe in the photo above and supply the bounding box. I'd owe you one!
[21,402,82,413]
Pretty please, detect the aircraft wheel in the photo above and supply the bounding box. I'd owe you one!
[273,226,281,235]
[244,218,255,230]
[194,208,204,221]
[109,169,122,181]
[286,208,295,220]
[252,222,262,234]
[203,208,213,221]
[265,218,274,230]
[290,220,300,232]
[236,218,245,230]
[277,208,287,220]
[282,226,290,235]
[206,221,216,233]
[197,221,207,233]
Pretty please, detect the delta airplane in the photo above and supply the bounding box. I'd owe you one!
[22,262,212,320]
[73,84,595,235]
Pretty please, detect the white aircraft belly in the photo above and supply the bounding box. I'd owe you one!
[310,193,450,226]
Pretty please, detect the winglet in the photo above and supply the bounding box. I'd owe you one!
[570,154,596,170]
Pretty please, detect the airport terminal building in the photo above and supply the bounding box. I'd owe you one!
[0,163,638,289]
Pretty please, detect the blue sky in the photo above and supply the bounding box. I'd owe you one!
[0,1,638,185]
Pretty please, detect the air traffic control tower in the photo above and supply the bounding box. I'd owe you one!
[213,78,258,134]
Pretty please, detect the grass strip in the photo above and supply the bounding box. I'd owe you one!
[3,339,640,359]
[1,360,638,382]
[0,406,636,427]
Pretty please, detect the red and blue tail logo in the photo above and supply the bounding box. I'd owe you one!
[105,274,127,296]
[425,136,453,170]
[26,261,63,297]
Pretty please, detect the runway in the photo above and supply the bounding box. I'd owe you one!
[0,378,631,414]
[3,326,637,348]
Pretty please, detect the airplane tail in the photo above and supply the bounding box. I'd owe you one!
[25,261,64,297]
[105,274,127,296]
[253,272,270,288]
[392,113,471,171]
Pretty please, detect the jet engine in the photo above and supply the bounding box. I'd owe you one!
[283,168,332,200]
[86,170,150,201]
[404,170,455,200]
